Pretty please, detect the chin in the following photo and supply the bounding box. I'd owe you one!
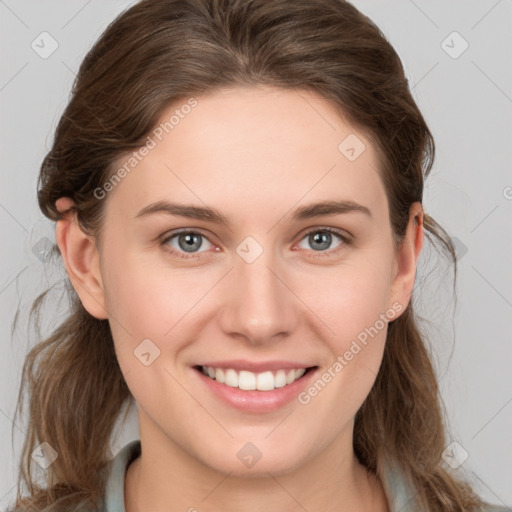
[200,443,305,478]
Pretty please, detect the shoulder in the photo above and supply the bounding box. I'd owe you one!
[102,439,141,512]
[5,442,142,512]
[379,459,511,512]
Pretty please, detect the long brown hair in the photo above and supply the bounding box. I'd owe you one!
[10,0,491,510]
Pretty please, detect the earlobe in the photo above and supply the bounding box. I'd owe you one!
[388,202,424,314]
[55,197,108,320]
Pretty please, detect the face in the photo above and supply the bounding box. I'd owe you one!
[60,85,422,477]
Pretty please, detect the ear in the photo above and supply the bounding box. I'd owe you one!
[388,201,424,315]
[55,197,108,319]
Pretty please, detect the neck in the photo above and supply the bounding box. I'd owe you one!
[124,413,389,512]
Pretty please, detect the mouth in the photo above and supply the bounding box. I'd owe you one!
[192,363,319,412]
[193,365,316,391]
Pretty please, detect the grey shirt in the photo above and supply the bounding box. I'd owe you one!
[103,440,510,512]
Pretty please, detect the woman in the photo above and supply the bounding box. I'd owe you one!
[10,0,508,511]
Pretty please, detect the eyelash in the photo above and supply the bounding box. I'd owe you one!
[160,227,351,260]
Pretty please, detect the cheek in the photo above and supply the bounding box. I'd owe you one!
[101,248,224,384]
[293,260,392,432]
[102,245,200,335]
[101,256,200,405]
[292,253,394,408]
[299,252,394,347]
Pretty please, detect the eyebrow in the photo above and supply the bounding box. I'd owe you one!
[134,199,373,224]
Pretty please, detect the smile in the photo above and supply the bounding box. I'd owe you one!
[192,360,319,412]
[198,365,308,391]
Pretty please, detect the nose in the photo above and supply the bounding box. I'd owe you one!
[218,248,298,346]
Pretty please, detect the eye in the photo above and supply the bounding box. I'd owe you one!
[296,227,351,258]
[160,230,216,259]
[160,227,351,260]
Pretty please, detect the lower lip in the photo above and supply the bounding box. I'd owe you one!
[193,367,318,413]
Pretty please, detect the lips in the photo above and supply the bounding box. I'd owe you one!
[192,362,319,413]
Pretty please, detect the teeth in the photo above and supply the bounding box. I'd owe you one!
[200,366,307,391]
[239,370,256,390]
[215,368,225,384]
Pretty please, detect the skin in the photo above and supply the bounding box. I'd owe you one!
[55,85,423,512]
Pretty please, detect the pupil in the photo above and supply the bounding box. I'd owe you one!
[312,232,330,251]
[180,233,201,252]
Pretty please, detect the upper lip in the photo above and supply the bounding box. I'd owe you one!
[195,360,316,372]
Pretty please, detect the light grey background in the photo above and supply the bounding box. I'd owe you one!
[1,0,511,509]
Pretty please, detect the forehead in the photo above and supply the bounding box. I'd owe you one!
[106,86,387,225]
